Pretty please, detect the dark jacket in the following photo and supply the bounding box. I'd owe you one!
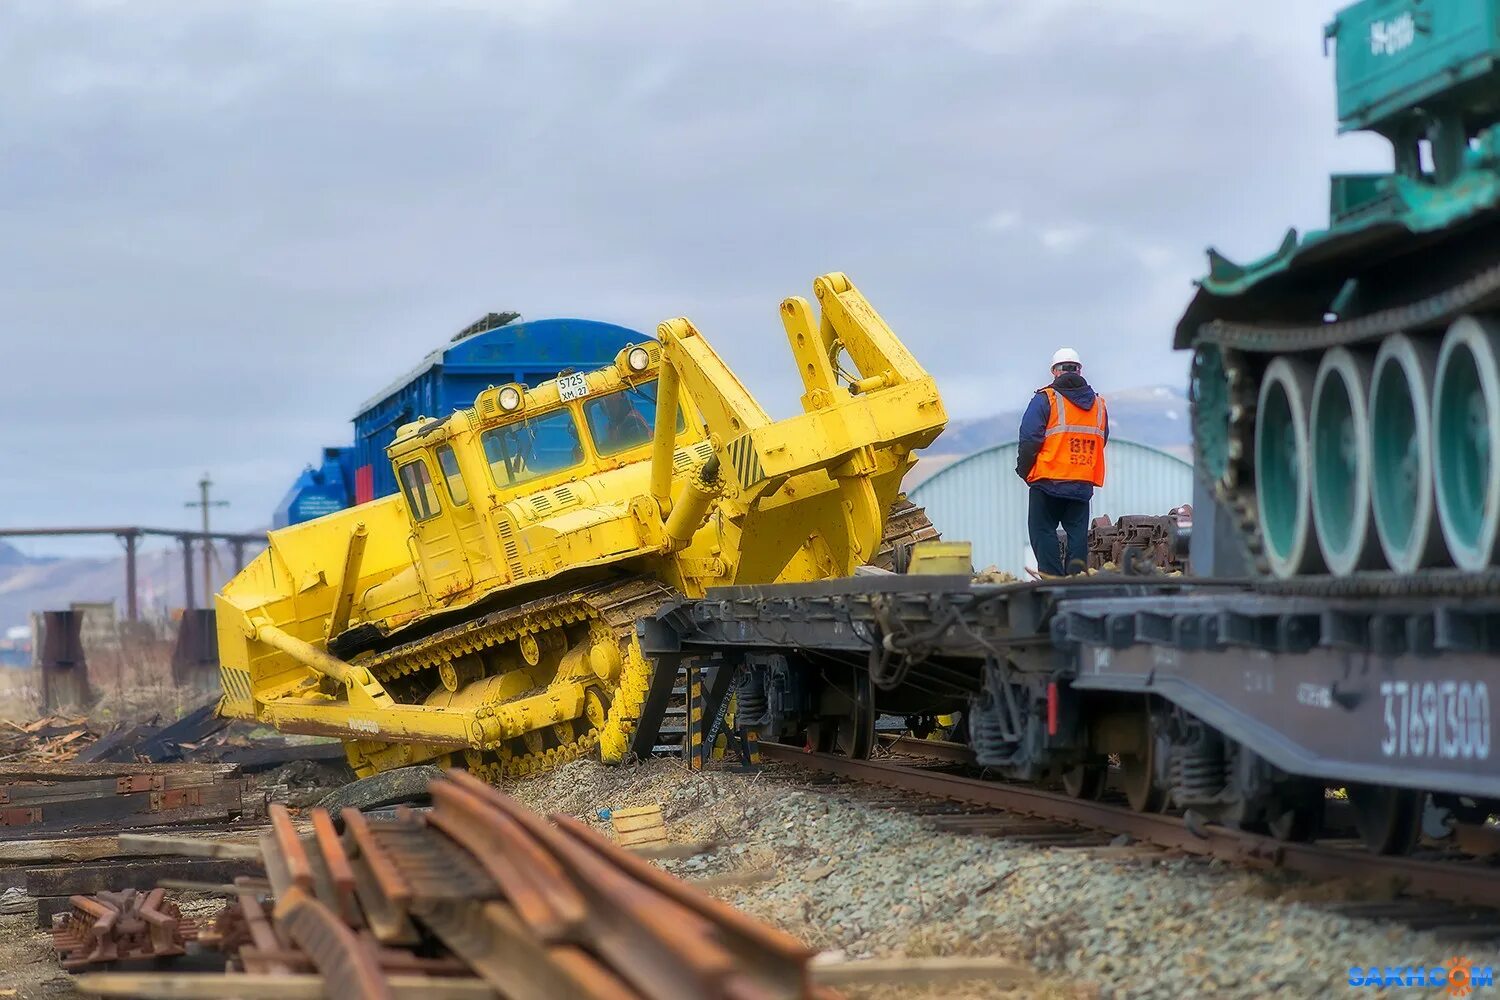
[1016,373,1109,501]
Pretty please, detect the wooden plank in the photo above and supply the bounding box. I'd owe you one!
[34,895,74,930]
[116,833,264,859]
[1,776,134,803]
[810,956,1035,987]
[25,857,263,898]
[609,805,662,820]
[158,877,274,895]
[610,804,666,851]
[1,774,236,808]
[0,828,263,865]
[0,762,239,781]
[0,791,247,845]
[72,973,499,998]
[611,814,664,834]
[615,830,668,848]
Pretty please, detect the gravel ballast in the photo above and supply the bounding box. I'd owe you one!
[506,757,1500,1000]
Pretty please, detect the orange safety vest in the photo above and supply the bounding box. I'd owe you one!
[1025,387,1107,487]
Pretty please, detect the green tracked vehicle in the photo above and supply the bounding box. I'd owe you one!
[1184,0,1500,579]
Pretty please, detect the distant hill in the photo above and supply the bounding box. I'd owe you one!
[0,542,56,569]
[910,384,1192,486]
[0,540,248,634]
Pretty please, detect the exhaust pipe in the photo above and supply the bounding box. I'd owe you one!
[1310,348,1382,575]
[1434,315,1500,570]
[1255,356,1323,577]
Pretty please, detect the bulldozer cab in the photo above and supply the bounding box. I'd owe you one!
[392,431,479,602]
[386,343,697,601]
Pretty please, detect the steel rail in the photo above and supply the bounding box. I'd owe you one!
[760,742,1500,909]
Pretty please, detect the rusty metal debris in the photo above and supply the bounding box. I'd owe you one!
[1086,506,1192,574]
[51,887,198,969]
[58,769,821,999]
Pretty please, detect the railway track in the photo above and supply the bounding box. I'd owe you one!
[762,741,1500,927]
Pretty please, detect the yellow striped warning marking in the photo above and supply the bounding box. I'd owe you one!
[728,433,763,490]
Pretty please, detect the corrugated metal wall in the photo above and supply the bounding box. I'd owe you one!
[909,439,1193,575]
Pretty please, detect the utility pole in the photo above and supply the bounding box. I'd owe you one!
[185,474,229,610]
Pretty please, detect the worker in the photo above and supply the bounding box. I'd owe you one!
[1016,347,1108,576]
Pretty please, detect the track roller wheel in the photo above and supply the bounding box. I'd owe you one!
[1370,334,1447,571]
[1435,315,1500,570]
[1348,783,1423,855]
[1311,347,1381,574]
[1255,356,1324,576]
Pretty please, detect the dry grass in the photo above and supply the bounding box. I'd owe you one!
[0,670,39,723]
[1,634,211,728]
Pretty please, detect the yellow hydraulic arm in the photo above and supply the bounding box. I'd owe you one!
[651,272,944,566]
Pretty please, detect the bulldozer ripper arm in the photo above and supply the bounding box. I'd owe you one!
[654,272,944,501]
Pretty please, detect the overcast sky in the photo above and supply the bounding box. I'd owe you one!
[1,0,1390,550]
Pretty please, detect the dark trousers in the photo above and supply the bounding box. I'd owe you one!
[1028,488,1089,576]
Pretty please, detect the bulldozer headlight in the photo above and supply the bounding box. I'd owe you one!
[627,347,651,372]
[498,386,522,411]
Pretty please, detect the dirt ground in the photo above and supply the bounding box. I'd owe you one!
[0,912,73,999]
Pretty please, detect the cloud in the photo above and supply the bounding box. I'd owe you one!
[0,1,1390,539]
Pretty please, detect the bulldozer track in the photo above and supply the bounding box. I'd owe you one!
[1187,243,1500,580]
[343,501,936,780]
[347,577,679,779]
[1198,257,1500,355]
[361,577,676,685]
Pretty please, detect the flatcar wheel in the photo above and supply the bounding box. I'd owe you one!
[1062,764,1106,800]
[1348,784,1423,855]
[1120,751,1167,813]
[1264,782,1324,842]
[818,672,875,759]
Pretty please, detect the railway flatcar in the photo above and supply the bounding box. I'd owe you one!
[638,0,1500,857]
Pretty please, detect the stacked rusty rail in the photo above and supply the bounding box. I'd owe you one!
[69,770,827,1000]
[52,887,198,968]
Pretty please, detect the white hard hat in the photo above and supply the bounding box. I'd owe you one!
[1051,347,1081,367]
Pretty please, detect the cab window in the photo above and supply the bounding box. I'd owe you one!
[435,445,468,506]
[398,460,442,521]
[583,382,685,457]
[482,409,583,488]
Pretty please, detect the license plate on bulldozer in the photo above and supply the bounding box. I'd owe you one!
[557,373,590,401]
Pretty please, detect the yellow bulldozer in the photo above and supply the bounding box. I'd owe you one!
[216,273,946,780]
